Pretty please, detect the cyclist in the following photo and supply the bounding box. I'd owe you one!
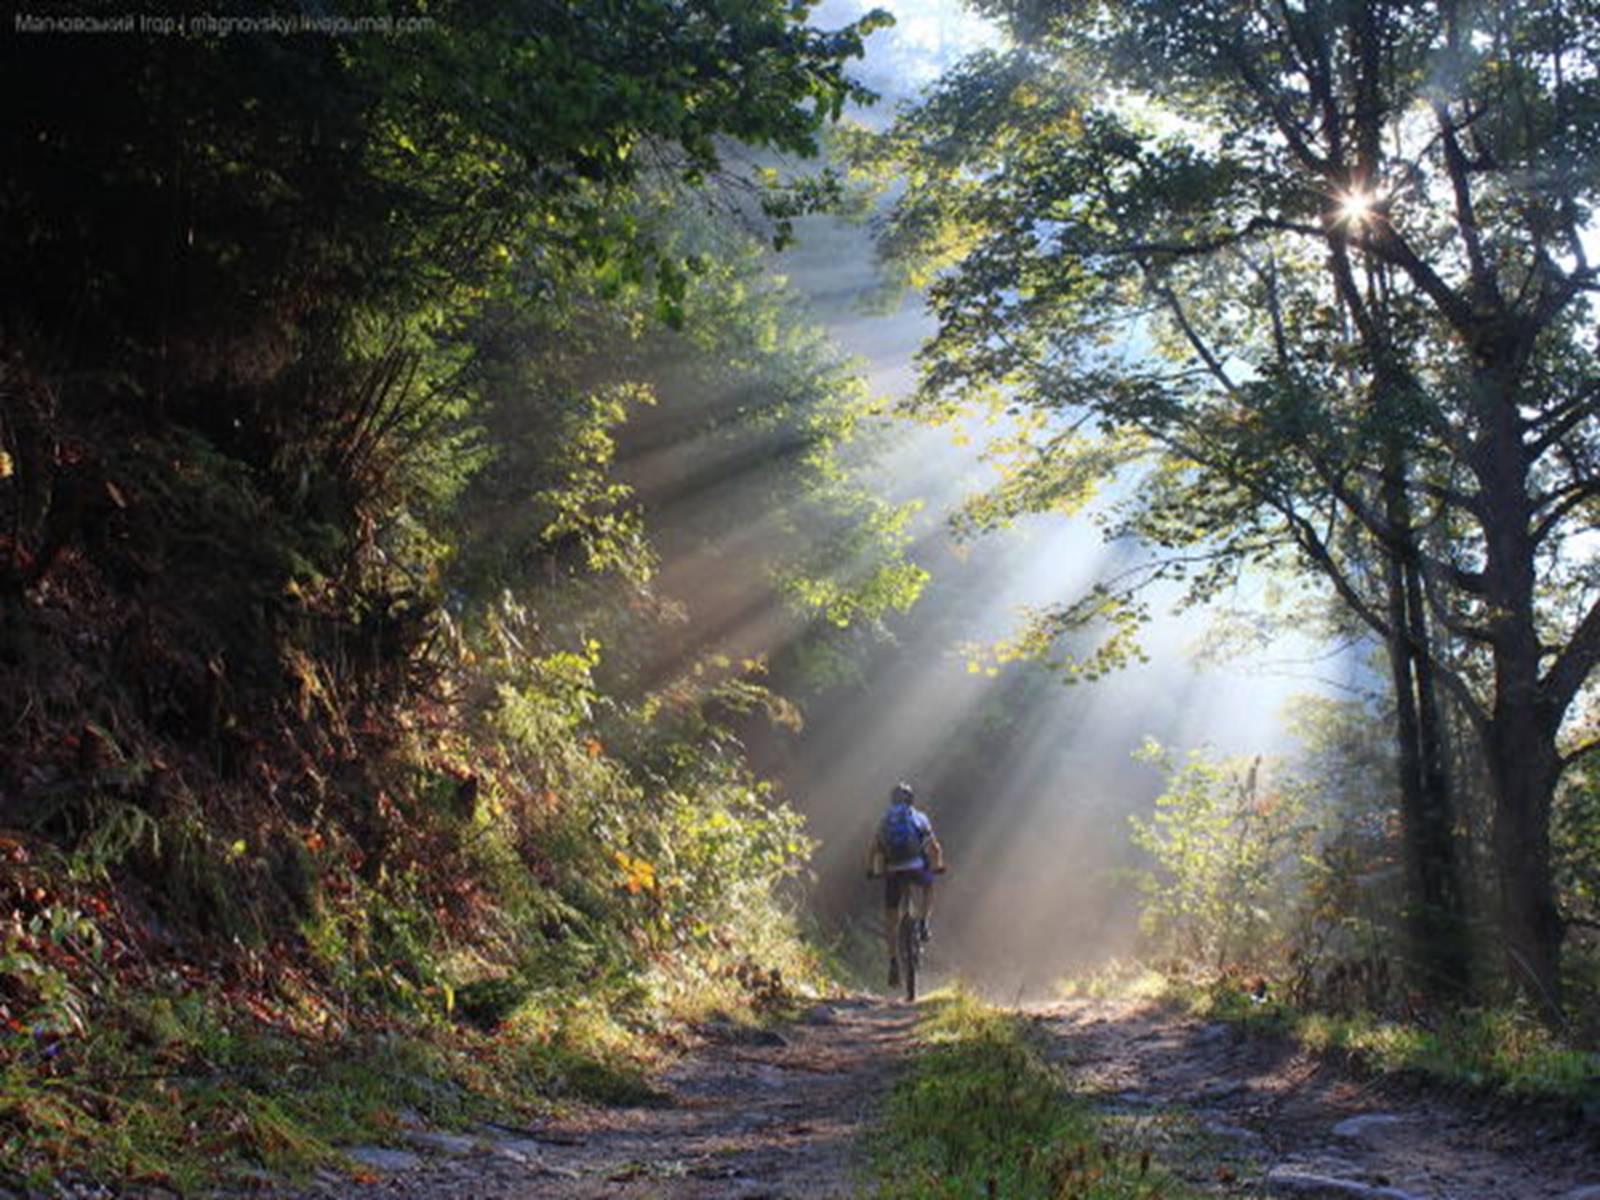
[866,781,944,987]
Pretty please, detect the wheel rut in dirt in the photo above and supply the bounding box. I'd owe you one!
[1030,997,1599,1200]
[292,997,915,1199]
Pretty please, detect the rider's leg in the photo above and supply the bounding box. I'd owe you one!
[915,881,934,940]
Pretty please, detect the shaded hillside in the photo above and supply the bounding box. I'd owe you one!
[0,5,914,1188]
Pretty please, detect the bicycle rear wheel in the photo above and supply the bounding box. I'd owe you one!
[897,910,918,1002]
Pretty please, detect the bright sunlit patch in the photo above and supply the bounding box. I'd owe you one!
[812,0,1002,88]
[1336,188,1378,227]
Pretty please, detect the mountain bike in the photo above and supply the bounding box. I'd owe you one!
[890,865,946,1003]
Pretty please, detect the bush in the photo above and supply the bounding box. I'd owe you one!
[1129,741,1310,972]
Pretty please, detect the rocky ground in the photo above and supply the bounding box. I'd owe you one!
[281,997,914,1199]
[1032,996,1600,1200]
[239,993,1597,1199]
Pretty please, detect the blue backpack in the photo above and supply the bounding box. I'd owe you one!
[879,804,923,864]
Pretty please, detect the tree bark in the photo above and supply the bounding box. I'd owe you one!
[1382,460,1471,998]
[1483,708,1564,1017]
[1405,553,1472,998]
[1475,366,1567,1019]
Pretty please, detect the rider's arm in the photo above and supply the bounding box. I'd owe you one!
[923,830,945,872]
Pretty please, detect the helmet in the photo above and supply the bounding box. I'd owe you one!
[890,781,914,804]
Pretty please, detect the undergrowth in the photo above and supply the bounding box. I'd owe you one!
[0,919,812,1193]
[1063,963,1600,1108]
[1189,981,1600,1105]
[865,990,1196,1199]
[0,594,829,1191]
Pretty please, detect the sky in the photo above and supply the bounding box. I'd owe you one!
[814,0,1001,97]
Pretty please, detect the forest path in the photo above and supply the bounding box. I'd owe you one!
[294,996,912,1199]
[1030,996,1599,1199]
[282,993,1600,1199]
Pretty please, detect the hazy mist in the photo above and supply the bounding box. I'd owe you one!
[607,1,1352,992]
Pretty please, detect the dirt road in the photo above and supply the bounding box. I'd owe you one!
[297,998,915,1199]
[289,994,1598,1199]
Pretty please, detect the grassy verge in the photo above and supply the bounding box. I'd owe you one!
[1,990,653,1193]
[1198,986,1599,1104]
[865,990,1199,1199]
[0,956,810,1195]
[1063,963,1600,1107]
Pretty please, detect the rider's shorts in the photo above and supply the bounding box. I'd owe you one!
[884,866,935,908]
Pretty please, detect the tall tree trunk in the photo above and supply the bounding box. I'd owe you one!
[1405,554,1471,997]
[1477,374,1566,1020]
[1483,705,1563,1018]
[1382,460,1471,998]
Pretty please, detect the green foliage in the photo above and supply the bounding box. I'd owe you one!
[0,979,664,1193]
[1273,696,1419,1009]
[0,666,824,1185]
[1557,757,1600,925]
[447,191,927,682]
[867,990,1198,1199]
[470,596,816,965]
[632,213,931,631]
[1172,977,1600,1105]
[531,383,658,584]
[3,0,894,362]
[0,1,923,1187]
[1129,741,1310,971]
[0,902,97,1043]
[1555,757,1600,1018]
[2,0,908,742]
[860,0,1600,1009]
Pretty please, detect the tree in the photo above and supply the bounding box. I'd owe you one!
[864,0,1600,1014]
[446,197,927,718]
[0,0,893,720]
[0,0,892,587]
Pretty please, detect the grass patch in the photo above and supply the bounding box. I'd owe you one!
[0,980,670,1193]
[1148,975,1600,1106]
[865,989,1197,1199]
[1055,961,1171,1003]
[0,931,832,1194]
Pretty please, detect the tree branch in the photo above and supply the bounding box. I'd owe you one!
[1222,38,1332,176]
[1350,222,1479,334]
[1349,461,1481,520]
[1558,737,1600,771]
[1148,277,1240,397]
[1106,215,1324,261]
[1278,498,1490,735]
[1532,478,1600,547]
[1528,383,1600,460]
[1431,98,1501,310]
[1543,590,1600,717]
